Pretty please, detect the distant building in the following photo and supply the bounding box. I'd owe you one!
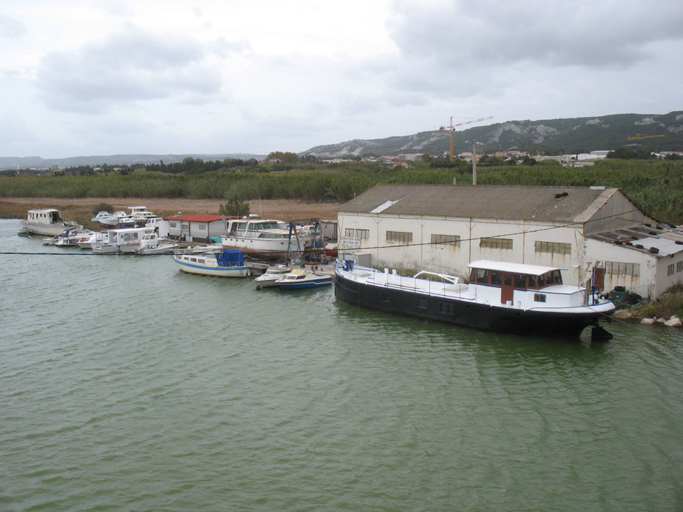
[166,214,232,242]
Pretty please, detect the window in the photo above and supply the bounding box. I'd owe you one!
[535,241,571,255]
[416,299,427,309]
[677,262,683,273]
[471,268,489,284]
[490,271,502,286]
[440,303,455,315]
[431,234,461,246]
[605,261,641,277]
[344,228,369,239]
[668,264,675,276]
[198,224,207,231]
[170,221,177,228]
[514,275,527,289]
[386,231,413,244]
[480,237,513,250]
[534,293,547,303]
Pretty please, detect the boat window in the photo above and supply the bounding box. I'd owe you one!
[416,299,427,309]
[514,274,527,289]
[490,271,502,286]
[474,269,489,284]
[534,293,547,303]
[439,303,455,315]
[503,274,512,287]
[545,272,554,285]
[528,275,537,288]
[537,274,545,287]
[553,270,562,284]
[190,258,197,263]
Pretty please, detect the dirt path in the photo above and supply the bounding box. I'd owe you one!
[0,197,341,224]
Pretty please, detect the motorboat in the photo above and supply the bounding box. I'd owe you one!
[91,211,111,222]
[276,268,333,289]
[334,258,615,339]
[91,227,156,254]
[173,249,249,277]
[135,233,180,255]
[78,231,108,249]
[254,263,292,289]
[21,208,82,236]
[42,227,92,247]
[98,211,128,227]
[220,218,309,258]
[128,206,157,224]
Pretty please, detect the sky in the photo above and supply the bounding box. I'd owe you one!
[1,0,682,158]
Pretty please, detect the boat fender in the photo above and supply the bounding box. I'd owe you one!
[255,284,262,291]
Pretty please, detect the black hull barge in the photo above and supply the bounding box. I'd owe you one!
[334,259,615,339]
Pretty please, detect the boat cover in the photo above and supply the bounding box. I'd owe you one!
[215,249,245,267]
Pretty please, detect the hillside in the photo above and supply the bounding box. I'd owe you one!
[0,153,265,171]
[304,111,683,158]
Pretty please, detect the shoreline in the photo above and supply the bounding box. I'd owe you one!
[0,197,341,224]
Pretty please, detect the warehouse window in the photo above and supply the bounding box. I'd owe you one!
[605,261,640,276]
[668,264,675,276]
[480,237,513,250]
[535,241,571,255]
[677,262,683,273]
[431,234,461,246]
[386,231,413,244]
[344,228,369,239]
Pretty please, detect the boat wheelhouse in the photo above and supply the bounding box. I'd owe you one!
[334,258,615,339]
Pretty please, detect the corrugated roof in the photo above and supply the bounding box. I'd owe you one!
[338,184,618,222]
[165,214,227,222]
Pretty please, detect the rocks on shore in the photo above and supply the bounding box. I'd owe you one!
[638,314,682,327]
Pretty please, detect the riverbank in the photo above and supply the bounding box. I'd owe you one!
[0,197,341,228]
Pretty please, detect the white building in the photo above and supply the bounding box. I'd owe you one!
[167,214,231,242]
[337,184,683,300]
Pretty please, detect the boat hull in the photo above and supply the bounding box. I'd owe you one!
[21,222,81,237]
[278,276,333,289]
[335,271,607,337]
[173,257,249,277]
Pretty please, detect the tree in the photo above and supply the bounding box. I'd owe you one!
[267,151,300,164]
[219,197,250,217]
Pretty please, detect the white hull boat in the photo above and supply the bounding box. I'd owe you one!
[174,249,249,277]
[254,264,292,289]
[21,208,82,236]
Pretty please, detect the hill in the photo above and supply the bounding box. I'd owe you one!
[304,111,683,158]
[0,153,265,171]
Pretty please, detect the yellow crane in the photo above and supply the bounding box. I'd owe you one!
[440,116,493,161]
[627,133,665,151]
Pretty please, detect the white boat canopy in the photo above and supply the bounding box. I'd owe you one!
[467,259,565,276]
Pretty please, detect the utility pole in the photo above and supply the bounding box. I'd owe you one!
[472,139,477,185]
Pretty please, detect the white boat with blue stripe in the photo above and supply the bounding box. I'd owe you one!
[173,249,249,277]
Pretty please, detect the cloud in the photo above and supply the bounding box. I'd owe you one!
[35,24,225,114]
[389,0,683,69]
[0,15,27,39]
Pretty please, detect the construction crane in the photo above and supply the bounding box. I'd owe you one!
[627,133,665,151]
[440,116,493,161]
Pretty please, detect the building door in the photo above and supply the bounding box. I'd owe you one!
[501,273,514,304]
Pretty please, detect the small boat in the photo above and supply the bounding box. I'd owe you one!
[91,211,111,222]
[173,249,249,277]
[220,218,309,258]
[276,268,333,289]
[254,263,292,289]
[135,233,179,255]
[79,231,108,249]
[21,208,82,236]
[334,258,615,339]
[98,211,128,227]
[91,226,156,254]
[42,227,92,247]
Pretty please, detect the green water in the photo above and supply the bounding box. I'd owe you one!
[1,220,682,511]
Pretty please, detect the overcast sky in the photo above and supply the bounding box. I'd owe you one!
[1,0,682,158]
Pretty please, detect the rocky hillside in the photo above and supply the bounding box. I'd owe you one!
[304,111,683,158]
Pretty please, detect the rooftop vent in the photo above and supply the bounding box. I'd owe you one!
[554,192,569,199]
[649,247,659,254]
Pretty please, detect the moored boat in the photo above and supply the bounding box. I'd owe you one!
[173,249,249,277]
[21,208,82,236]
[220,218,308,258]
[254,263,292,289]
[276,268,333,289]
[334,258,615,339]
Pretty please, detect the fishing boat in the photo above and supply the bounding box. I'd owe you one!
[276,268,333,289]
[21,208,82,236]
[173,249,249,277]
[334,258,615,339]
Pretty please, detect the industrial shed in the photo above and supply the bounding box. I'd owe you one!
[337,184,682,299]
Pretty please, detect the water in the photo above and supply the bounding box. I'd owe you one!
[1,219,682,511]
